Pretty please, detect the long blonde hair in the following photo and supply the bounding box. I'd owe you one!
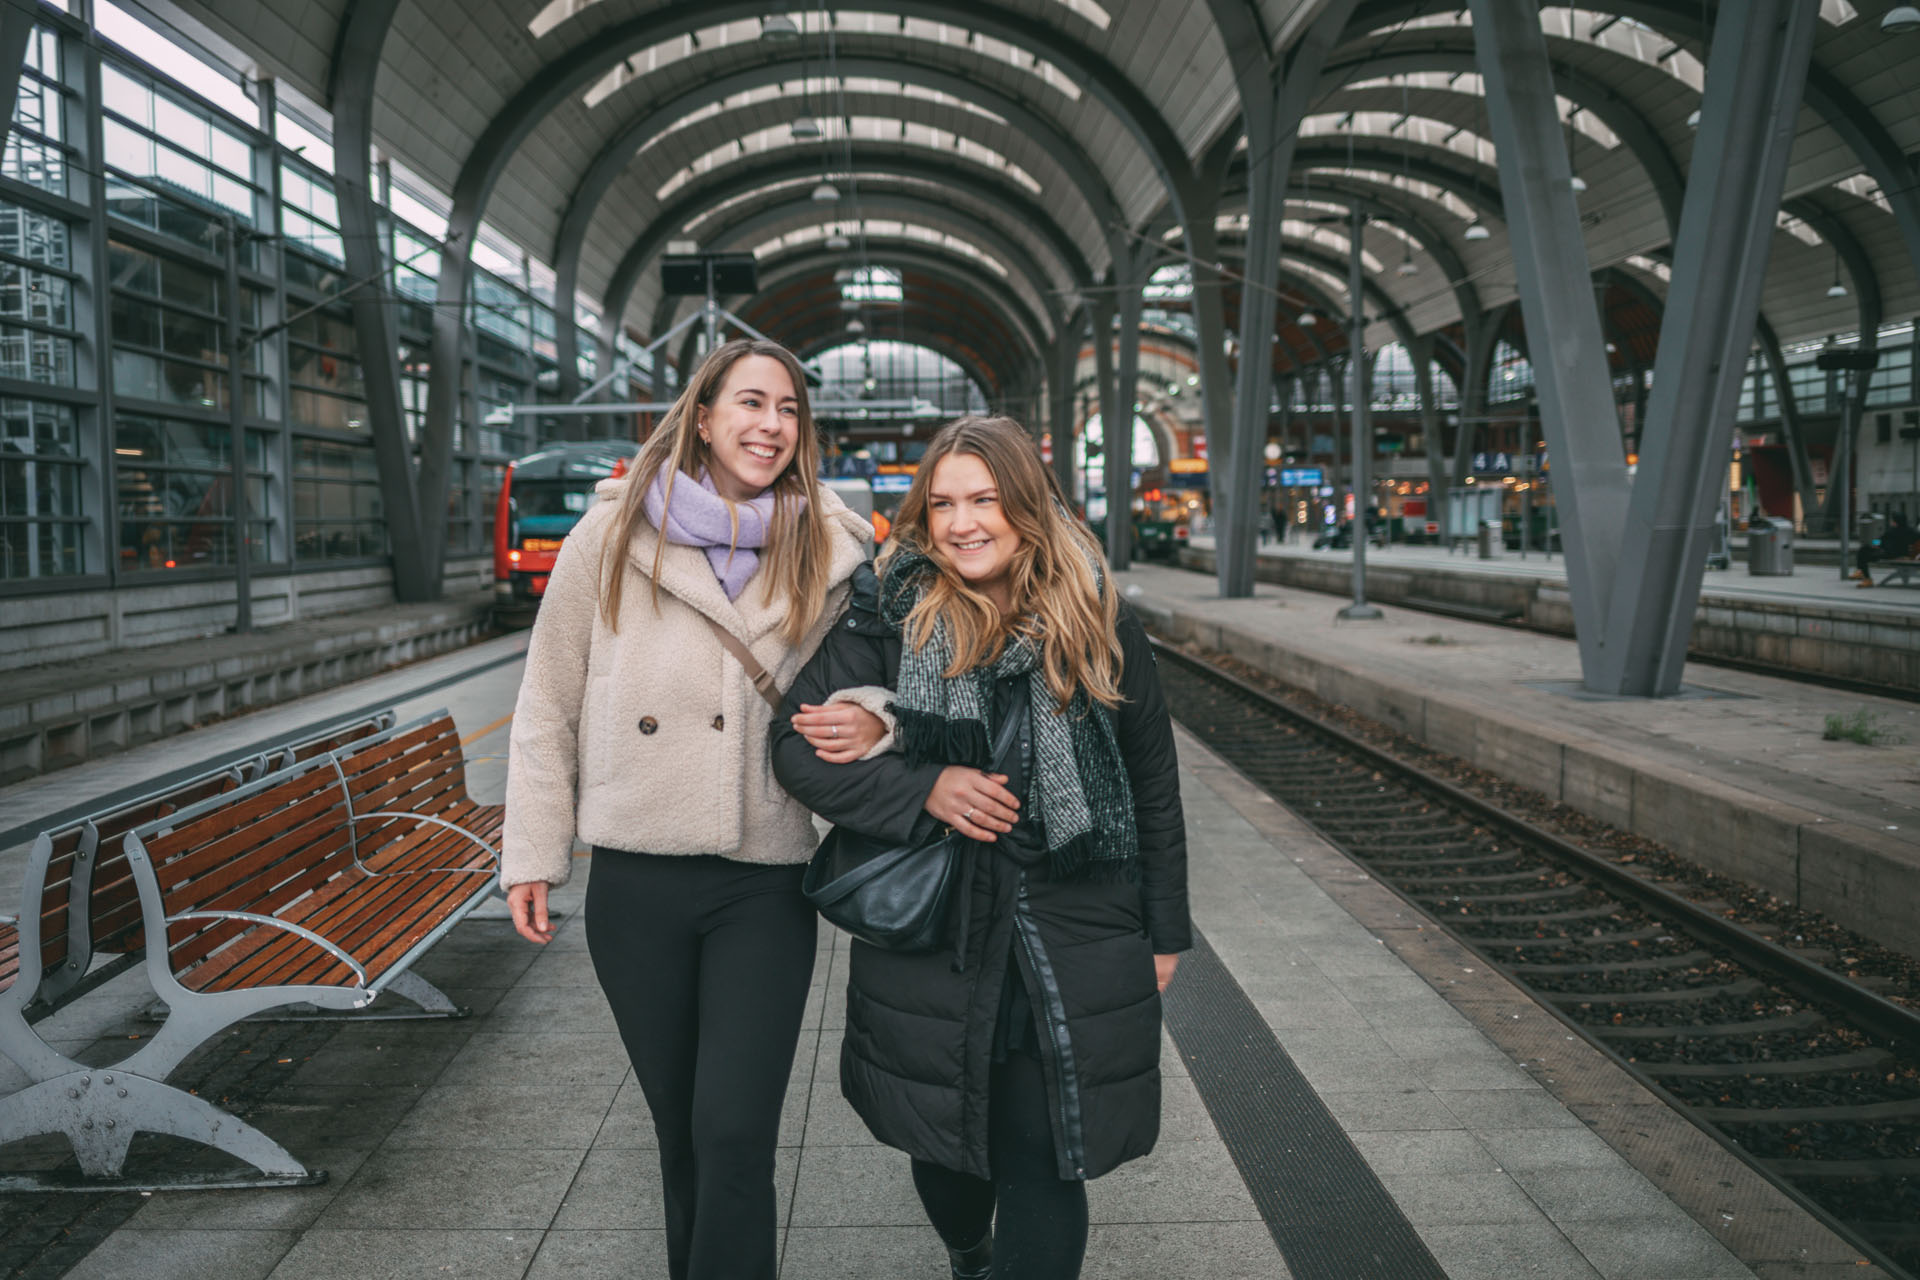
[599,338,832,646]
[882,416,1123,711]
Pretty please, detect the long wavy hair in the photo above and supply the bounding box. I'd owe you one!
[882,416,1123,711]
[599,338,831,647]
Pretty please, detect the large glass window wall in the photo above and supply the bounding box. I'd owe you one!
[0,6,679,604]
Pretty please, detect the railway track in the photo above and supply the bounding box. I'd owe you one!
[1151,639,1920,1279]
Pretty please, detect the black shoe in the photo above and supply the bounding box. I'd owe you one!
[948,1235,992,1280]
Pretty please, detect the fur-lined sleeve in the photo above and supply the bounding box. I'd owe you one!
[824,685,899,759]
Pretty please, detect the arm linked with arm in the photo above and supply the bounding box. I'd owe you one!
[771,626,946,843]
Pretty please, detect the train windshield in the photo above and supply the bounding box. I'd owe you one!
[508,442,633,543]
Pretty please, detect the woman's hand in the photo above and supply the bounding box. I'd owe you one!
[924,765,1020,842]
[791,702,887,763]
[508,881,555,945]
[1154,954,1180,993]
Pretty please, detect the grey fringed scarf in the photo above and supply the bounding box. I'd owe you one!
[879,546,1136,881]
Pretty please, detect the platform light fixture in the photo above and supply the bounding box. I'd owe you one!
[811,181,840,202]
[1826,247,1849,298]
[760,11,800,41]
[846,317,865,333]
[1686,107,1702,128]
[791,116,822,140]
[1882,4,1920,32]
[825,233,851,250]
[1396,250,1419,277]
[1297,308,1318,326]
[1463,220,1490,241]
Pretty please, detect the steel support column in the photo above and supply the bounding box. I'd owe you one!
[1470,1,1629,671]
[1052,319,1080,500]
[1106,249,1149,571]
[327,0,430,601]
[1090,295,1119,544]
[1594,0,1819,695]
[1412,334,1446,531]
[1211,0,1357,598]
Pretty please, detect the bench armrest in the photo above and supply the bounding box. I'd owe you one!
[350,811,500,875]
[0,913,16,927]
[163,910,369,986]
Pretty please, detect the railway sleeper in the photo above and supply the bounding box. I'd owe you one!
[1472,903,1623,924]
[1411,884,1592,906]
[1599,1010,1826,1040]
[1505,950,1713,975]
[1366,852,1526,871]
[1390,868,1562,889]
[1544,979,1765,1006]
[1696,1096,1920,1125]
[1644,1048,1894,1079]
[1462,926,1672,948]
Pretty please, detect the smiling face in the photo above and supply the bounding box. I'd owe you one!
[927,451,1021,607]
[698,354,800,502]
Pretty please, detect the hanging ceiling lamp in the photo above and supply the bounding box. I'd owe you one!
[791,116,822,140]
[1297,308,1318,327]
[1396,249,1419,277]
[1463,220,1490,241]
[825,232,851,250]
[1881,4,1920,32]
[760,11,800,42]
[1686,107,1702,129]
[1827,248,1849,298]
[845,317,866,333]
[811,181,840,202]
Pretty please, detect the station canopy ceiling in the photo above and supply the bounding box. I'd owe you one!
[155,0,1920,370]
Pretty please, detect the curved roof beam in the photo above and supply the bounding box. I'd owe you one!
[605,149,1086,343]
[646,193,1064,350]
[1349,0,1920,280]
[752,244,1053,368]
[1316,48,1685,233]
[1292,143,1506,222]
[758,293,1029,392]
[552,53,1121,389]
[1783,196,1883,343]
[791,330,1007,407]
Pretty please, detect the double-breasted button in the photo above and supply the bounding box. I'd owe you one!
[638,716,658,735]
[711,715,725,731]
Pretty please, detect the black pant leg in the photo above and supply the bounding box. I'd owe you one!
[911,1157,996,1251]
[586,850,703,1280]
[585,851,815,1280]
[686,862,818,1279]
[988,1050,1089,1280]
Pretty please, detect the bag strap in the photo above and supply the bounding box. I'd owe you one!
[986,679,1029,772]
[703,615,783,710]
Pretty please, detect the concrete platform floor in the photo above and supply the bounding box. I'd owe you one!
[0,639,1882,1278]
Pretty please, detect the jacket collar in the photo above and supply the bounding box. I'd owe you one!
[599,473,872,644]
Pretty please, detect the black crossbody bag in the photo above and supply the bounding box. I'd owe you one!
[802,694,1027,954]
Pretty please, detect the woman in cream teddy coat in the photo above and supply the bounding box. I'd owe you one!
[502,339,886,1280]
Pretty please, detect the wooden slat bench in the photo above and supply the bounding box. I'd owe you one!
[0,709,496,1189]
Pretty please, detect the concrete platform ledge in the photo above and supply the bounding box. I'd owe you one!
[1133,590,1920,962]
[0,592,495,784]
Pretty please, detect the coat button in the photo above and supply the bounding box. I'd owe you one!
[638,716,658,735]
[711,715,724,731]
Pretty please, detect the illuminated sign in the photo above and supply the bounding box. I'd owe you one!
[1279,467,1323,486]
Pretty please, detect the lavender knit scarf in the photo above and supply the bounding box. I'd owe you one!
[641,468,792,600]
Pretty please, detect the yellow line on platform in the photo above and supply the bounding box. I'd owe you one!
[462,713,514,747]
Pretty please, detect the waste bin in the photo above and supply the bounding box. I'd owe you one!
[1476,520,1499,559]
[1748,518,1794,576]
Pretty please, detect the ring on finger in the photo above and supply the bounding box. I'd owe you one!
[963,807,974,821]
[831,724,839,738]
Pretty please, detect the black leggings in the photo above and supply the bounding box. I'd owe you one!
[910,1049,1090,1280]
[585,849,817,1280]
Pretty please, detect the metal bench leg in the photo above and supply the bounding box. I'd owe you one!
[0,1070,324,1191]
[378,969,468,1017]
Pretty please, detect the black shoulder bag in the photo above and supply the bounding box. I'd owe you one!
[802,695,1026,955]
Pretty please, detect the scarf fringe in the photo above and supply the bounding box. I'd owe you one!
[1044,830,1141,885]
[896,706,990,770]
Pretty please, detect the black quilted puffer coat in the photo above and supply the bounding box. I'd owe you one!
[770,567,1189,1181]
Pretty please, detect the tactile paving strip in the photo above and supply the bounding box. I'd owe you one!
[1163,927,1448,1280]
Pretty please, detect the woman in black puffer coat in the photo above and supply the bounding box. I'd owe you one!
[771,416,1189,1280]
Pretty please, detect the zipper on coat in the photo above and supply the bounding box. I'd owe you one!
[1013,870,1088,1179]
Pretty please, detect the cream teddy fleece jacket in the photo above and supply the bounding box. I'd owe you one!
[502,475,874,888]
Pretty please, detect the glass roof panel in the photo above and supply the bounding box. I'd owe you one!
[754,222,1012,278]
[634,78,1007,158]
[655,117,1042,202]
[576,13,1080,111]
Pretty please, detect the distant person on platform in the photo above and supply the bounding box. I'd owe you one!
[1855,512,1917,587]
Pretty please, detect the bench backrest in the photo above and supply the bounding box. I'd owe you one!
[272,710,398,771]
[4,763,249,1005]
[128,756,358,985]
[124,709,470,987]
